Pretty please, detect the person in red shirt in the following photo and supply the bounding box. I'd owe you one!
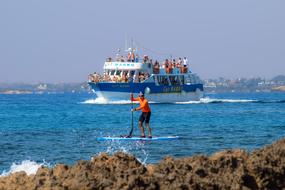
[131,92,152,138]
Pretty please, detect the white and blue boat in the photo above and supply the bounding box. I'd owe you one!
[88,48,203,103]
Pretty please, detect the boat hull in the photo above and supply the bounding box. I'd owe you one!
[88,82,203,102]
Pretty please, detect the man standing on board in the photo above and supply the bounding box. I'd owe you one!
[131,92,152,138]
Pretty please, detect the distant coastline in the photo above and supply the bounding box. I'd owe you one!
[1,75,285,94]
[0,83,89,95]
[203,75,285,93]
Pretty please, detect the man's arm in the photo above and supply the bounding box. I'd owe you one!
[130,93,139,101]
[135,100,147,111]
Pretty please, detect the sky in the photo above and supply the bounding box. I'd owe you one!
[0,0,284,83]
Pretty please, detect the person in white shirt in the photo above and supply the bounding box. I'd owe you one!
[183,57,188,67]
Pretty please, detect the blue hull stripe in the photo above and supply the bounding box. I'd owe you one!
[88,82,203,93]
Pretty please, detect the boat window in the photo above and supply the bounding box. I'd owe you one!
[179,75,185,85]
[129,70,135,77]
[110,70,116,75]
[157,76,169,85]
[169,76,179,85]
[116,70,122,76]
[154,76,159,86]
[122,71,128,77]
[189,75,196,83]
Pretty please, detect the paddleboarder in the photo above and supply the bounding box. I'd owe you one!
[131,92,152,138]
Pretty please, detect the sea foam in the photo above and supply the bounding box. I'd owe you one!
[174,97,256,104]
[81,97,131,105]
[1,160,49,177]
[81,97,256,105]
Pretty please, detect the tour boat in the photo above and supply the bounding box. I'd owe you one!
[88,48,203,102]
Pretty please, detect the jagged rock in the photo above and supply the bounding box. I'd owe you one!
[1,138,285,189]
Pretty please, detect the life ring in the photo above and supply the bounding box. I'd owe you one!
[144,87,151,94]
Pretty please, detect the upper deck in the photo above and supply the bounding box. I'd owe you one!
[88,49,201,84]
[104,61,149,71]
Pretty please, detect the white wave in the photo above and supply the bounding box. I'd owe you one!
[81,97,256,105]
[213,98,256,103]
[81,97,158,105]
[175,97,256,104]
[81,97,131,105]
[1,160,49,177]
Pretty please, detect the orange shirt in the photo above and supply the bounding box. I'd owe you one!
[131,97,151,113]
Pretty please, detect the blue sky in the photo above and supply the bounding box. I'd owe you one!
[0,0,284,83]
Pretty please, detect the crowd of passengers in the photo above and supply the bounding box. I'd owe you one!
[89,71,149,83]
[106,53,189,74]
[89,54,189,83]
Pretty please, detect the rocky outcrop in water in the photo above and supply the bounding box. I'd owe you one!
[1,137,285,190]
[272,85,285,91]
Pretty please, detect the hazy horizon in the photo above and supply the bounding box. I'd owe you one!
[1,0,284,83]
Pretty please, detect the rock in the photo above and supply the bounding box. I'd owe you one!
[1,137,285,189]
[272,86,285,91]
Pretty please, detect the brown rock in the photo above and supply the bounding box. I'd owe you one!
[1,137,285,189]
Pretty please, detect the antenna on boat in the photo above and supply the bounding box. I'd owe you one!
[124,37,137,53]
[131,38,133,51]
[124,36,127,52]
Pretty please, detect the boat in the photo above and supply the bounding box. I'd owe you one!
[88,46,203,103]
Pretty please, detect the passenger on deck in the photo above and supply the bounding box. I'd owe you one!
[131,52,135,62]
[122,72,128,82]
[148,59,153,68]
[183,57,188,67]
[143,55,149,64]
[120,55,125,62]
[163,59,169,69]
[168,60,173,74]
[153,60,160,74]
[127,52,132,62]
[139,73,145,82]
[176,59,181,68]
[172,59,176,68]
[104,74,111,82]
[135,54,139,62]
[169,59,172,67]
[178,57,183,67]
[145,73,150,80]
[180,57,188,73]
[93,72,100,83]
[112,75,118,82]
[154,60,160,67]
[164,59,172,73]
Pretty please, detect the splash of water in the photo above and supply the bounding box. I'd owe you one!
[94,140,149,164]
[175,97,256,104]
[1,160,50,177]
[81,97,132,105]
[81,97,257,105]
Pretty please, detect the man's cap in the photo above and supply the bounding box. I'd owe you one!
[139,92,144,97]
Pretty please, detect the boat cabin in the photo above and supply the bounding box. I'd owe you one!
[88,50,202,85]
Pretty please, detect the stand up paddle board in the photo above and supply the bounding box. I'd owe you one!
[97,136,179,141]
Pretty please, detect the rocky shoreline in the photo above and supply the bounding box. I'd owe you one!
[1,138,285,190]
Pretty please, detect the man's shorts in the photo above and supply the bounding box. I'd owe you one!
[139,112,151,123]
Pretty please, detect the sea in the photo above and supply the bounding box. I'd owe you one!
[1,92,285,176]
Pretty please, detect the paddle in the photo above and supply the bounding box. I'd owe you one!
[128,93,134,137]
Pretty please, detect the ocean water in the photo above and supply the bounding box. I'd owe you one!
[1,92,285,175]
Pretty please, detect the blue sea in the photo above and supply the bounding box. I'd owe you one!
[1,92,285,175]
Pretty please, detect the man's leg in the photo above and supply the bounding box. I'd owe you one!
[145,122,152,137]
[138,121,145,137]
[145,112,152,137]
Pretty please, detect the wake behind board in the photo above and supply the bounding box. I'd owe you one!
[97,136,179,141]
